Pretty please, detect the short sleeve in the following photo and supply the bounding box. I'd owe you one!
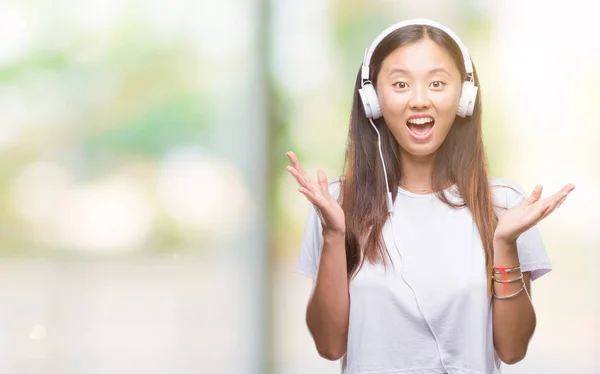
[491,177,552,281]
[293,177,342,279]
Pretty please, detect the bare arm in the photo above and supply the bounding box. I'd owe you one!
[492,182,574,364]
[492,238,535,364]
[285,151,350,361]
[306,230,349,360]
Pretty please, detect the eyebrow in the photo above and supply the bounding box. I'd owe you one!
[388,67,451,77]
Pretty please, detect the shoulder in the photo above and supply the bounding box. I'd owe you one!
[490,176,528,210]
[490,176,527,194]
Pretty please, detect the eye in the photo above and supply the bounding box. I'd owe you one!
[393,82,409,90]
[430,81,446,89]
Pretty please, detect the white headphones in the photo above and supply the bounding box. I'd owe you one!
[358,18,478,119]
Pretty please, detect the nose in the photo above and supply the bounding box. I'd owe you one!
[408,86,430,110]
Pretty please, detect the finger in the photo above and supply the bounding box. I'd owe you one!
[526,185,543,204]
[539,197,560,220]
[541,185,574,218]
[297,186,316,204]
[286,151,308,176]
[556,194,569,209]
[286,152,315,190]
[540,203,555,220]
[541,184,575,206]
[285,151,295,162]
[286,166,313,190]
[317,169,330,195]
[542,198,563,219]
[288,169,320,200]
[285,165,304,186]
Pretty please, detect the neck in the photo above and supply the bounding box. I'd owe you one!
[399,149,436,192]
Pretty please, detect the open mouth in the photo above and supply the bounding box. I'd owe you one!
[406,116,435,140]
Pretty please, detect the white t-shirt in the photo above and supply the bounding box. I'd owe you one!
[294,177,551,374]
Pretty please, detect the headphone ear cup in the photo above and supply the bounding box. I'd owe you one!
[358,83,382,119]
[456,81,478,117]
[466,85,478,116]
[357,88,372,118]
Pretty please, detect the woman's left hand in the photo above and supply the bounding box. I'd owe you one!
[494,183,575,244]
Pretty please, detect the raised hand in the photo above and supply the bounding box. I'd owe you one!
[494,183,575,243]
[285,151,345,236]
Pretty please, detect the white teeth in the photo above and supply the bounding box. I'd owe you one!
[407,117,434,125]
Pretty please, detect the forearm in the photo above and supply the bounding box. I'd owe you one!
[306,230,350,360]
[492,237,536,364]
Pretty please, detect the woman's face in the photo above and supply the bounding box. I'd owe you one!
[376,38,463,157]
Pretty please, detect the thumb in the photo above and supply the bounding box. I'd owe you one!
[526,185,543,204]
[317,169,329,195]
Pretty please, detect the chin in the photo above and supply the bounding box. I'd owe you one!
[400,141,441,157]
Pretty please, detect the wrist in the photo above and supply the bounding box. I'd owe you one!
[493,234,516,247]
[493,238,519,266]
[323,228,345,241]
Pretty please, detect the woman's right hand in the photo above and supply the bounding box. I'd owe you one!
[286,151,346,236]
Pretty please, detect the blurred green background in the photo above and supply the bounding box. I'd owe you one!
[0,0,598,373]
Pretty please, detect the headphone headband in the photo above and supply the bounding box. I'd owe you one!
[361,18,473,83]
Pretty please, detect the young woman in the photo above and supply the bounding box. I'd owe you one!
[285,19,574,374]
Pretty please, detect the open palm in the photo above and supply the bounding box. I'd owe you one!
[285,151,346,235]
[495,183,575,243]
